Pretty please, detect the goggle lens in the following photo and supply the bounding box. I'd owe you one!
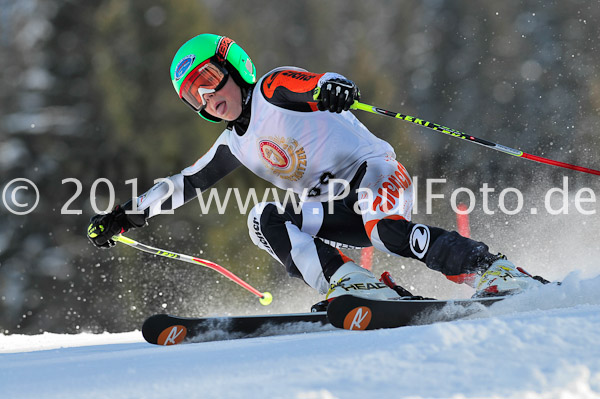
[179,60,229,111]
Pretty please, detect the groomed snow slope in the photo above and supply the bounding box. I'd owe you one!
[1,273,599,399]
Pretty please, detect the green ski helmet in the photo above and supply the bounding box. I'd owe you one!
[170,34,257,122]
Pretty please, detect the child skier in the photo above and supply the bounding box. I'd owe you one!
[88,34,547,300]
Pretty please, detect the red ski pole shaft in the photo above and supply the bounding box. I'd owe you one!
[351,101,600,176]
[113,235,273,305]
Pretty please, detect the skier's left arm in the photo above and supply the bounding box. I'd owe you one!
[130,138,240,220]
[87,132,241,248]
[260,69,360,113]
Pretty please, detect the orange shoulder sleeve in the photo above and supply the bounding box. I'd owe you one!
[260,69,324,112]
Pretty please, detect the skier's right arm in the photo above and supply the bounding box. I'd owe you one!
[87,131,241,248]
[261,69,360,113]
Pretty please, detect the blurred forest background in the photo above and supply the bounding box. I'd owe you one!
[1,0,599,334]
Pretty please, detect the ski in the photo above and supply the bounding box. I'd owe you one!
[326,295,505,330]
[142,312,329,345]
[142,296,506,345]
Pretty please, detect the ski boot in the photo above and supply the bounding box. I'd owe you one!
[473,255,549,298]
[325,262,401,301]
[315,269,430,311]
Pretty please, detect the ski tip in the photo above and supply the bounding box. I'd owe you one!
[155,324,188,346]
[326,296,375,330]
[342,305,373,330]
[142,314,187,345]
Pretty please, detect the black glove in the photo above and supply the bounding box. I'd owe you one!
[317,78,360,113]
[87,205,145,248]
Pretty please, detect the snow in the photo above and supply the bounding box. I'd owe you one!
[1,273,600,399]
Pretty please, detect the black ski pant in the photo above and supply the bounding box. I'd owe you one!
[248,159,496,293]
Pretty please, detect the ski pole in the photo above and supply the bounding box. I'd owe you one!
[112,235,273,305]
[350,101,600,176]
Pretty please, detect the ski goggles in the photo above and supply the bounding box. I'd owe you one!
[179,60,230,112]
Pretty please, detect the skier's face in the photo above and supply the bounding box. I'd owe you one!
[202,77,242,121]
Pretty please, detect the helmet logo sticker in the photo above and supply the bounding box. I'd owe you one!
[175,54,195,81]
[216,36,234,62]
